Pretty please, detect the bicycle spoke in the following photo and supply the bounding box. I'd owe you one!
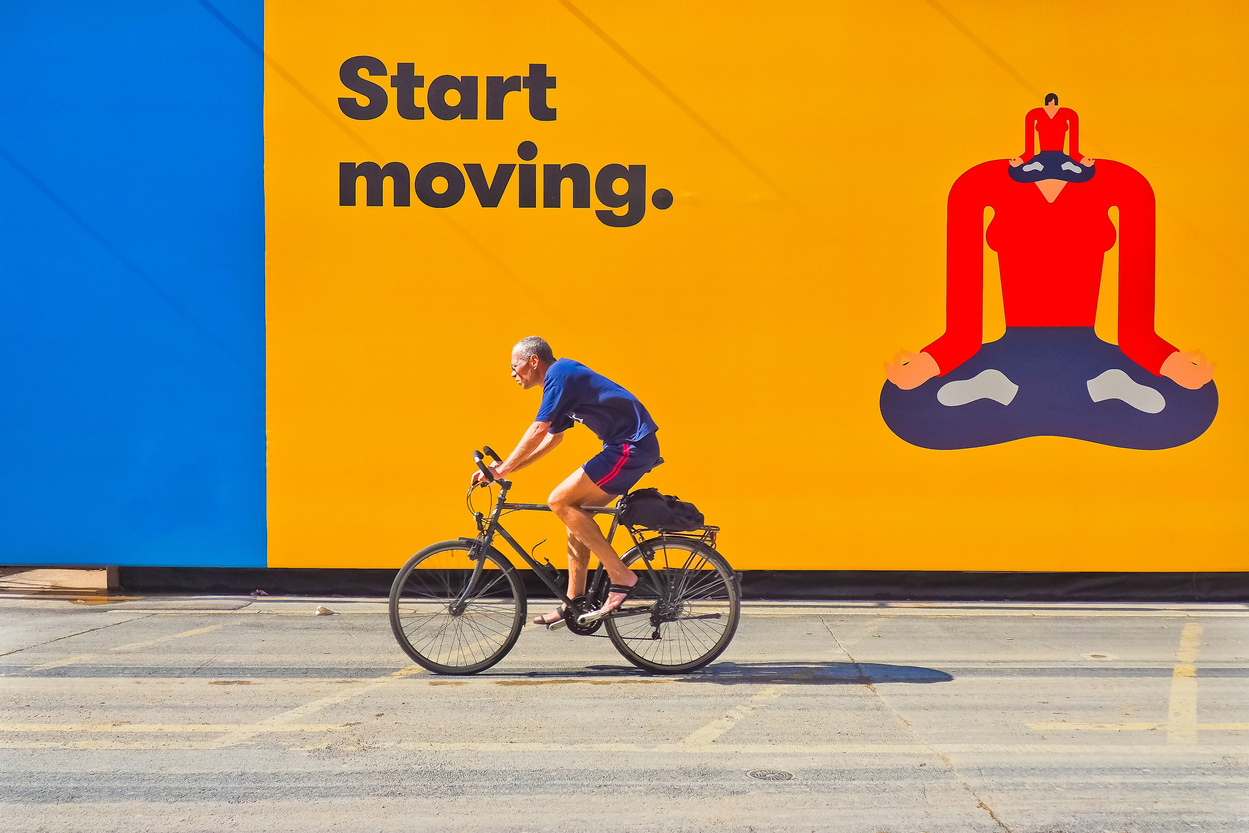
[389,544,525,674]
[605,538,739,673]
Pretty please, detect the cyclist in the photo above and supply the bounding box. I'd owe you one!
[471,336,661,625]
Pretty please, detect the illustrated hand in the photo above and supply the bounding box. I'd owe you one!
[885,350,940,390]
[1079,156,1095,166]
[470,461,505,486]
[1008,157,1024,167]
[1160,350,1215,390]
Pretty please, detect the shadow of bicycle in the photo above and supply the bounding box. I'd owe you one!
[576,661,954,685]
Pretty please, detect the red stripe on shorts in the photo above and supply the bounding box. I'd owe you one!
[595,442,631,487]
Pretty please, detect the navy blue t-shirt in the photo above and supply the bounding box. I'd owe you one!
[535,358,657,444]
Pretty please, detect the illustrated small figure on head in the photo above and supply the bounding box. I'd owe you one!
[1007,93,1096,183]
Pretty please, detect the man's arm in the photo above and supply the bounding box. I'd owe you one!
[494,422,562,477]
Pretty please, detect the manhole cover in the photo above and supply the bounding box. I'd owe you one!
[747,769,794,781]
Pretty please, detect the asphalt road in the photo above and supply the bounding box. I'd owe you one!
[1,596,1246,832]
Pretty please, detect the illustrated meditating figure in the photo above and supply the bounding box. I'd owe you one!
[880,99,1217,450]
[1008,93,1096,183]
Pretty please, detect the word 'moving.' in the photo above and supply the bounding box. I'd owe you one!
[337,57,673,227]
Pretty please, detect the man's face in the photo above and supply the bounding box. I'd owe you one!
[510,351,541,389]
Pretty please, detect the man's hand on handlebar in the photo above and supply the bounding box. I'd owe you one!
[470,461,505,487]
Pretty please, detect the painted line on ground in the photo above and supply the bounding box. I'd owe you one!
[27,654,96,671]
[679,685,785,747]
[1025,623,1230,741]
[0,723,348,734]
[201,665,425,749]
[0,666,426,751]
[4,738,1248,754]
[1030,722,1249,732]
[109,624,229,653]
[22,623,233,672]
[1168,622,1203,745]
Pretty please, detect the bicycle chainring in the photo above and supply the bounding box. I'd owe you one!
[563,595,602,636]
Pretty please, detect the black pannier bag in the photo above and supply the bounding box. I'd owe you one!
[617,487,704,531]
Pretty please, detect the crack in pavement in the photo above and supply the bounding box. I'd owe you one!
[0,614,156,658]
[821,615,1013,833]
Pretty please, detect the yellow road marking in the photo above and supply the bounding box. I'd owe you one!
[385,741,1249,755]
[3,738,1248,753]
[0,665,424,751]
[679,685,784,747]
[1030,722,1249,732]
[22,624,232,671]
[1167,623,1203,745]
[202,664,424,749]
[28,654,96,671]
[1027,624,1225,742]
[109,624,227,653]
[744,608,1249,619]
[0,723,347,734]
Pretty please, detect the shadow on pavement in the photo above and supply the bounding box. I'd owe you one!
[536,661,955,685]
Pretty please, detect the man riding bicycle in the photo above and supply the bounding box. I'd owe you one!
[470,336,661,625]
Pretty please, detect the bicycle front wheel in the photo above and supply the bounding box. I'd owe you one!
[605,537,740,673]
[388,540,526,675]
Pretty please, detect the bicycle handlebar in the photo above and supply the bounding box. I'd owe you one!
[482,445,502,463]
[472,450,495,483]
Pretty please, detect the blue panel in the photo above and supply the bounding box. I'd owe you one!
[0,1,265,566]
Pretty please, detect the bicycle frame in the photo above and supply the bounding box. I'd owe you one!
[460,477,721,615]
[461,477,618,610]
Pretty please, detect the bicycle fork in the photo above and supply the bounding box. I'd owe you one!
[448,541,489,616]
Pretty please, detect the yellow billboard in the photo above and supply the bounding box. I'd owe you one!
[266,1,1247,571]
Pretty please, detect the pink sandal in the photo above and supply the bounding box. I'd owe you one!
[577,581,639,625]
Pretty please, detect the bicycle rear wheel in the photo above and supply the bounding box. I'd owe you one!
[605,537,740,673]
[388,540,526,675]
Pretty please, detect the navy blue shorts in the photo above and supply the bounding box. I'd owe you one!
[583,432,661,495]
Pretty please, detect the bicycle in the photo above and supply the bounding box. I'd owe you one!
[388,447,741,675]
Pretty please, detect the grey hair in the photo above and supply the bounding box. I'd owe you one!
[513,336,555,364]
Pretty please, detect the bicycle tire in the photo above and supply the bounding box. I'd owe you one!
[388,539,526,675]
[604,537,740,673]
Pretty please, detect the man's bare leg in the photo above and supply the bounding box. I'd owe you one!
[565,528,592,598]
[548,468,638,612]
[534,529,590,625]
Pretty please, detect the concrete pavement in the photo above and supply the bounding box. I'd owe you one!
[1,596,1246,832]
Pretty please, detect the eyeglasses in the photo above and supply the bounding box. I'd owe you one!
[510,358,532,373]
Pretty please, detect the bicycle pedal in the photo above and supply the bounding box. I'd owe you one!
[546,619,568,631]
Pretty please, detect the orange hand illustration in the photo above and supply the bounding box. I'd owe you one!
[1161,350,1215,390]
[885,350,940,390]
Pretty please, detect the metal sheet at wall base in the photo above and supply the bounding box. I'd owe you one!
[116,567,1249,603]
